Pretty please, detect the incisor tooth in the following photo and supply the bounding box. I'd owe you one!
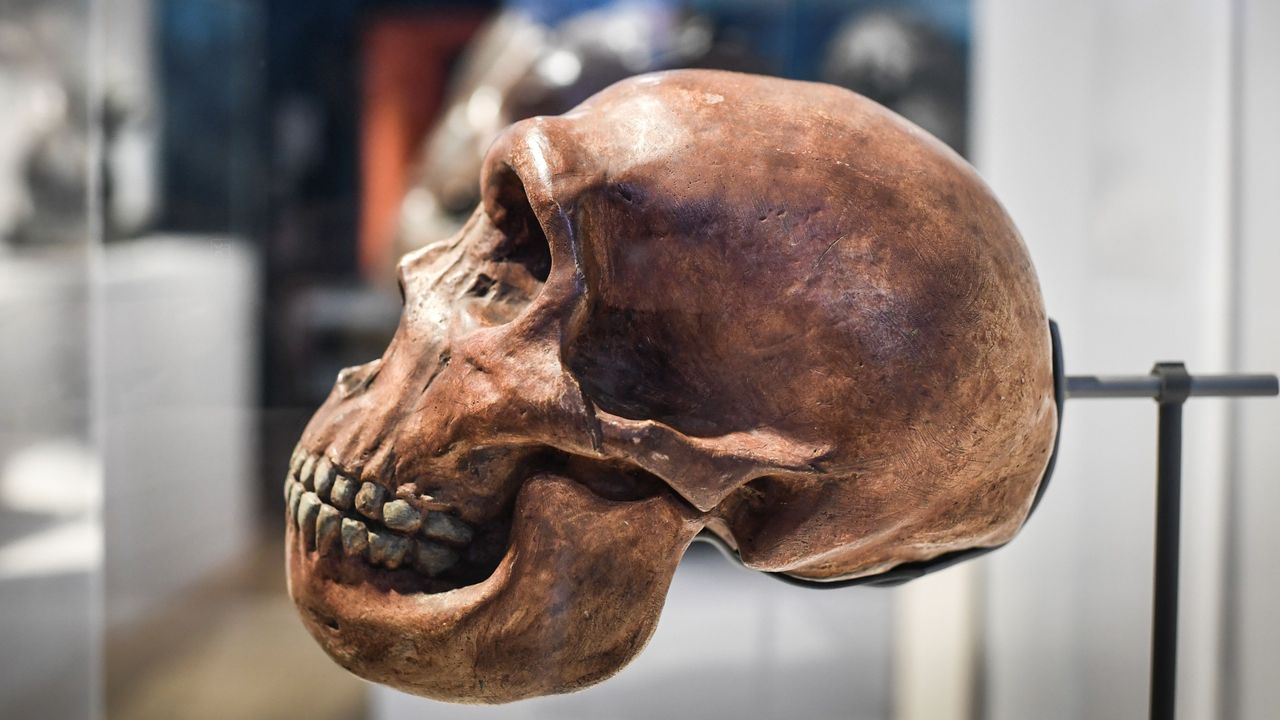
[330,476,357,510]
[316,504,340,555]
[368,529,410,569]
[314,457,335,498]
[382,500,423,533]
[287,482,302,520]
[412,540,458,576]
[355,482,386,520]
[341,518,369,558]
[289,446,305,477]
[299,455,317,491]
[421,512,474,546]
[297,492,321,548]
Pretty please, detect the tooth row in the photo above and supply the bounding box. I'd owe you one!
[285,447,469,576]
[287,480,459,574]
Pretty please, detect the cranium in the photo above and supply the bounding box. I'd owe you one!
[286,69,1057,703]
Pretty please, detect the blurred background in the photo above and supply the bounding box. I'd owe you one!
[0,0,1276,718]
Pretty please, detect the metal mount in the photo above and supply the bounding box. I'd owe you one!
[1067,363,1276,720]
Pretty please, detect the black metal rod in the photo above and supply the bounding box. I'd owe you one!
[1151,398,1183,720]
[1148,362,1191,720]
[1066,373,1278,399]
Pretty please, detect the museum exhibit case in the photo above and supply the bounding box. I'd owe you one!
[2,2,1280,720]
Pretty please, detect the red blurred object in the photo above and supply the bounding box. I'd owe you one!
[360,11,488,281]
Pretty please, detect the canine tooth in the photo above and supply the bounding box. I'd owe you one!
[297,492,321,548]
[368,530,410,569]
[316,504,341,555]
[314,457,336,499]
[382,500,423,533]
[330,476,357,510]
[299,455,317,490]
[421,512,474,546]
[355,482,386,520]
[287,483,302,520]
[412,540,458,577]
[341,518,369,558]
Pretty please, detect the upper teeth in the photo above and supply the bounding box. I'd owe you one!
[355,482,387,521]
[330,476,358,510]
[314,457,336,498]
[285,448,470,576]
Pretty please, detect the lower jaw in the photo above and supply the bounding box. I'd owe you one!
[287,472,706,703]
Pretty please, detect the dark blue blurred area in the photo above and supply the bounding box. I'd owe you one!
[158,0,263,233]
[689,0,968,81]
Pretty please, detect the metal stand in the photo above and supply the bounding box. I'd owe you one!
[1065,365,1278,720]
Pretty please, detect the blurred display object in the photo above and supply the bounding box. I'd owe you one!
[361,10,490,282]
[376,1,764,279]
[0,0,89,247]
[821,8,969,154]
[0,0,159,248]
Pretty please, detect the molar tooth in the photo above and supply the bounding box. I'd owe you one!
[316,504,341,555]
[287,483,302,520]
[368,529,410,569]
[382,500,423,533]
[314,457,336,499]
[421,512,474,546]
[341,518,369,558]
[412,540,458,577]
[330,476,357,510]
[297,492,321,548]
[299,455,317,491]
[355,482,386,521]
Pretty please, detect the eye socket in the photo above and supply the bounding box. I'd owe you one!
[484,163,552,283]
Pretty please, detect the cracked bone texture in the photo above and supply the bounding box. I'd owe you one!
[285,70,1057,703]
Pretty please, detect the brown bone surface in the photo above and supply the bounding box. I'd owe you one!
[285,69,1057,703]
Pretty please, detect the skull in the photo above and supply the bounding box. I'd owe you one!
[285,69,1057,703]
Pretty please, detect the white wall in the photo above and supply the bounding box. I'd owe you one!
[956,1,1278,719]
[1228,1,1280,717]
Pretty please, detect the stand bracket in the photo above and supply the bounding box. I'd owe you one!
[1067,365,1277,720]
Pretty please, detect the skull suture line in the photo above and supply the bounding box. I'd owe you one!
[286,69,1057,703]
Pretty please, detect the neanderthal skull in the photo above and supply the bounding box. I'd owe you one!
[286,69,1057,703]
